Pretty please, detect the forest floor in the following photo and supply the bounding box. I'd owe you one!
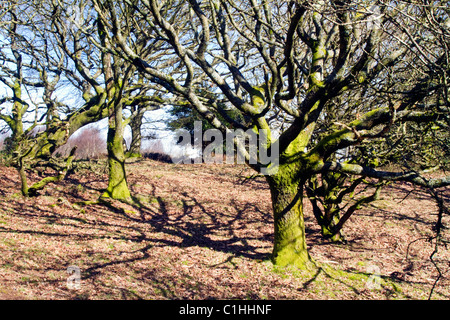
[0,159,449,300]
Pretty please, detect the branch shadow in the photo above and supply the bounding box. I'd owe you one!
[1,161,448,299]
[100,184,273,261]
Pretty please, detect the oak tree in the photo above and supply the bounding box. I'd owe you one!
[93,0,450,268]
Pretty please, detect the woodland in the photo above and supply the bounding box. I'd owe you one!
[0,0,449,300]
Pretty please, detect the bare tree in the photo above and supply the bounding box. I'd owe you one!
[0,0,167,198]
[93,0,450,268]
[49,0,168,199]
[0,2,78,196]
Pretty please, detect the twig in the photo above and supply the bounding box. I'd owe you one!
[427,188,447,300]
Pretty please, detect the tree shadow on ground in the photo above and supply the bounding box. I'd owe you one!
[98,184,273,262]
[0,162,448,299]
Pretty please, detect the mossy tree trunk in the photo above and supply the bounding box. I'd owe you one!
[102,89,130,200]
[102,91,131,200]
[266,162,313,269]
[104,129,131,200]
[98,17,132,201]
[306,173,347,242]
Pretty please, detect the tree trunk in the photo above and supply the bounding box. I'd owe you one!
[320,205,345,242]
[18,155,28,197]
[103,127,131,200]
[266,164,313,269]
[128,108,144,157]
[99,24,131,201]
[103,100,131,200]
[307,191,345,242]
[306,173,347,242]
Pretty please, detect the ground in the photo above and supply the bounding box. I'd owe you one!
[0,159,448,300]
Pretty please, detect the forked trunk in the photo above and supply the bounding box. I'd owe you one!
[306,174,346,242]
[319,208,345,243]
[99,21,131,201]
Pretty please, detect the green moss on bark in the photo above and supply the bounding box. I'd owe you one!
[266,162,314,270]
[102,156,131,200]
[103,121,131,200]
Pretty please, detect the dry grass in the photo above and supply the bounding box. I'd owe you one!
[0,159,448,300]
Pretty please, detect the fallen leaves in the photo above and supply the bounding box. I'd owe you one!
[0,161,448,300]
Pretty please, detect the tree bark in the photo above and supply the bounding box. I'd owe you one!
[103,102,131,200]
[306,174,346,242]
[99,17,131,201]
[266,163,313,269]
[18,155,28,197]
[104,151,130,200]
[128,107,144,157]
